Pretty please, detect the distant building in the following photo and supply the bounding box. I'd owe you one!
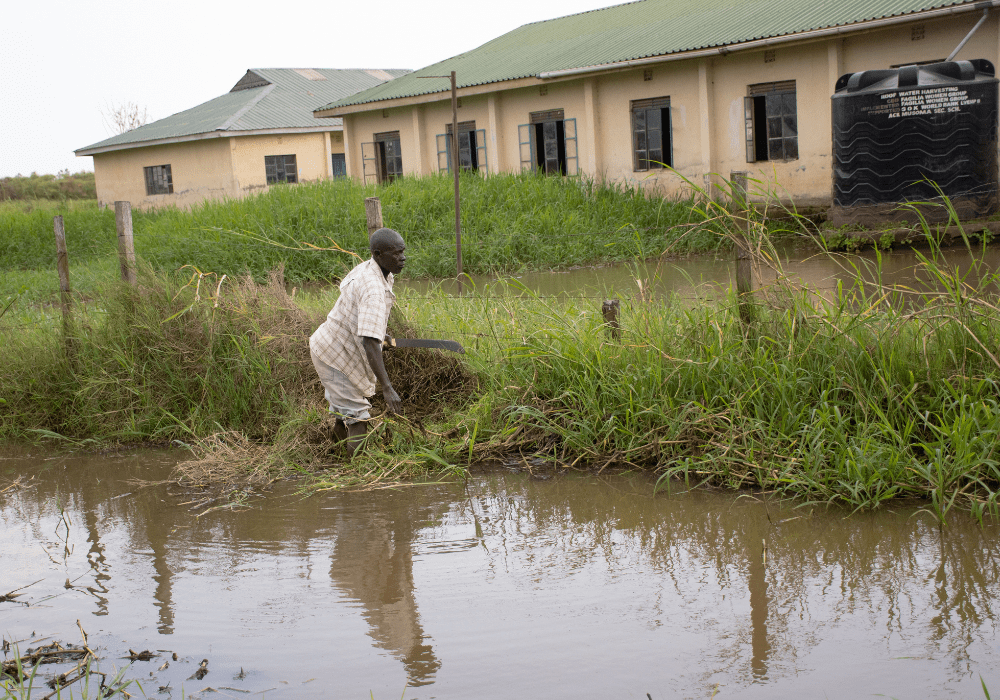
[76,68,410,209]
[314,0,1000,208]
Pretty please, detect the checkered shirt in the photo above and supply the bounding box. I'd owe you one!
[309,258,395,397]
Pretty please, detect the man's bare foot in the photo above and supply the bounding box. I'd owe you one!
[345,421,367,458]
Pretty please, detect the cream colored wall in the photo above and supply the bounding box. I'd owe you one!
[339,13,1000,207]
[592,61,703,195]
[842,13,999,74]
[346,106,419,178]
[229,132,330,192]
[416,96,492,173]
[710,41,833,205]
[92,139,234,210]
[330,130,345,155]
[93,130,345,210]
[495,81,587,174]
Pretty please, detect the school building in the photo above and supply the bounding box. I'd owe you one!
[76,68,409,210]
[313,0,1000,208]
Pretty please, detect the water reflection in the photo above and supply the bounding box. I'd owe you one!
[82,508,110,616]
[400,241,1000,311]
[328,492,441,686]
[748,531,769,680]
[147,511,175,634]
[2,451,999,698]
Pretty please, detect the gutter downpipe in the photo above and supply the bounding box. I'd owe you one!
[947,7,991,61]
[538,1,1000,80]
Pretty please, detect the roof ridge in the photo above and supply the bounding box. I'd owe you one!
[218,84,276,131]
[315,0,976,112]
[516,0,647,28]
[250,67,411,72]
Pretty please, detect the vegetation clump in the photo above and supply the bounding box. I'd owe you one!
[0,170,96,202]
[1,172,717,306]
[3,175,1000,521]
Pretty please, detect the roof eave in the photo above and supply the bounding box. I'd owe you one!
[313,75,548,117]
[313,0,991,115]
[540,0,993,79]
[75,124,343,157]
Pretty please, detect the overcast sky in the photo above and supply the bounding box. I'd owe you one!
[0,0,619,178]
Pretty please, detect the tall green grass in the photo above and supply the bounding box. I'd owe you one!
[1,172,716,282]
[0,268,318,444]
[4,175,1000,520]
[383,180,1000,522]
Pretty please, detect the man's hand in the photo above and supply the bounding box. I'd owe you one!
[362,336,402,415]
[383,386,402,414]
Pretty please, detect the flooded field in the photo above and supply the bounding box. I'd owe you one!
[400,240,1000,303]
[2,448,999,699]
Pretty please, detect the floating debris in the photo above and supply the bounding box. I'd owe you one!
[0,579,42,605]
[125,648,158,662]
[188,658,209,681]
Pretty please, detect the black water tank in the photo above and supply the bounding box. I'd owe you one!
[830,59,999,226]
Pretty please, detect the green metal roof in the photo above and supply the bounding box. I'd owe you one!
[76,68,410,155]
[318,0,977,110]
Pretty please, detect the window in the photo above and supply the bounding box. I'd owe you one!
[143,165,173,195]
[361,131,403,184]
[631,97,672,171]
[744,81,798,163]
[265,155,298,184]
[518,110,579,176]
[436,121,487,173]
[331,153,346,178]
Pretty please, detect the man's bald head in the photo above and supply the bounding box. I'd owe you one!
[370,228,406,277]
[370,227,405,255]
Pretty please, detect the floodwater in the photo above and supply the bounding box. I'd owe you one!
[400,241,1000,304]
[2,449,999,699]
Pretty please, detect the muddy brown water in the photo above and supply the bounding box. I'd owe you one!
[399,241,1000,304]
[2,449,999,698]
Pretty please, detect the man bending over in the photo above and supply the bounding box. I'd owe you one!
[310,227,406,457]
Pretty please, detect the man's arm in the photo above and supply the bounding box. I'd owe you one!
[361,336,402,414]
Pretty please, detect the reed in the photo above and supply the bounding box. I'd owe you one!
[399,178,1000,522]
[1,172,718,308]
[3,175,999,520]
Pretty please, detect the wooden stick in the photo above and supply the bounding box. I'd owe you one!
[451,70,463,294]
[364,196,383,237]
[602,298,621,341]
[730,172,753,324]
[114,201,137,285]
[53,216,72,322]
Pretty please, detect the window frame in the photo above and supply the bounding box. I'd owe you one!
[436,121,488,173]
[630,97,672,172]
[745,81,798,163]
[331,153,347,179]
[143,164,173,196]
[264,154,298,185]
[517,110,579,176]
[362,131,403,184]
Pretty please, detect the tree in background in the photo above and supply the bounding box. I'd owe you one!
[0,171,97,201]
[102,101,150,135]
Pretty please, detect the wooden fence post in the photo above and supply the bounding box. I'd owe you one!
[53,216,73,351]
[115,201,137,285]
[365,196,383,236]
[730,172,754,324]
[602,298,621,342]
[450,70,463,295]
